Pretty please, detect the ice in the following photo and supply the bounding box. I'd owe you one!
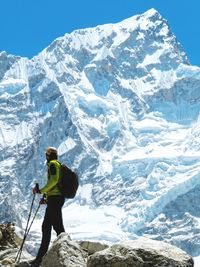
[0,78,26,94]
[19,202,128,256]
[194,256,200,267]
[58,138,77,156]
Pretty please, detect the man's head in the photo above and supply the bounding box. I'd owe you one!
[46,147,58,161]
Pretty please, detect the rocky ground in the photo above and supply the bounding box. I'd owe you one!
[0,223,194,267]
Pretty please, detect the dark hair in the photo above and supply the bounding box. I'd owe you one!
[48,153,58,161]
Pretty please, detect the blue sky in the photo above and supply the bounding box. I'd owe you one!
[0,0,199,66]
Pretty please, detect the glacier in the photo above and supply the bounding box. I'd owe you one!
[0,8,200,260]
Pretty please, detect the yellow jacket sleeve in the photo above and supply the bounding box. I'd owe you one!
[40,161,61,195]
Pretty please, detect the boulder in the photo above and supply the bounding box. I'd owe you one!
[0,229,193,267]
[87,237,194,267]
[79,240,108,255]
[41,233,87,267]
[0,230,3,241]
[0,223,17,249]
[0,248,33,266]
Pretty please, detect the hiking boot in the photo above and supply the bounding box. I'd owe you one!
[30,257,42,267]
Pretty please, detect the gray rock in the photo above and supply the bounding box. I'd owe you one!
[0,247,33,266]
[87,237,194,267]
[79,240,108,255]
[41,233,87,267]
[0,223,17,249]
[15,261,32,267]
[0,230,3,241]
[1,235,192,267]
[87,245,144,267]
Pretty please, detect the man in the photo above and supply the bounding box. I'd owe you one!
[31,147,65,267]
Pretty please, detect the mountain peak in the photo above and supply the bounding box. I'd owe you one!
[118,8,162,27]
[0,8,199,259]
[143,8,160,18]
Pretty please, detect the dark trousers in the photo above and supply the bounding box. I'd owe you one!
[36,195,65,259]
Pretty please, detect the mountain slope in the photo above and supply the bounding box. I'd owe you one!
[0,8,200,257]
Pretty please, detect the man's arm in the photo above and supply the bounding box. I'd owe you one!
[40,163,60,194]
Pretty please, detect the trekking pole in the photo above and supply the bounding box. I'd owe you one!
[22,193,45,243]
[15,183,39,263]
[16,201,42,264]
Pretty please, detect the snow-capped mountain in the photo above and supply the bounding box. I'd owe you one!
[1,8,200,257]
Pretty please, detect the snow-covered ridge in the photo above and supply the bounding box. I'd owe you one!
[0,8,200,260]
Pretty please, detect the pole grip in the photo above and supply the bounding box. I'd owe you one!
[35,183,39,192]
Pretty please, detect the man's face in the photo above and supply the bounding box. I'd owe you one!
[46,153,50,162]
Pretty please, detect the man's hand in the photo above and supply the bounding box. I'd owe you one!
[32,185,41,194]
[40,197,47,205]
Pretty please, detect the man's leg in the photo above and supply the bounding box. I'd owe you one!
[30,206,52,267]
[36,205,52,259]
[52,196,65,236]
[31,196,65,266]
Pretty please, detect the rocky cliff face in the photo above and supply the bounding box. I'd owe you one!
[0,8,200,257]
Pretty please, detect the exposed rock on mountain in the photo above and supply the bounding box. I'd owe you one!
[41,233,87,267]
[0,231,194,267]
[88,237,194,267]
[79,240,108,255]
[0,223,32,266]
[0,223,17,249]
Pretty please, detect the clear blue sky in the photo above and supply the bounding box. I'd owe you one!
[0,0,199,66]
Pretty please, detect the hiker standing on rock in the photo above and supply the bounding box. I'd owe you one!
[30,147,65,267]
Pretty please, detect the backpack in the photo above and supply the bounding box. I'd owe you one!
[58,163,79,199]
